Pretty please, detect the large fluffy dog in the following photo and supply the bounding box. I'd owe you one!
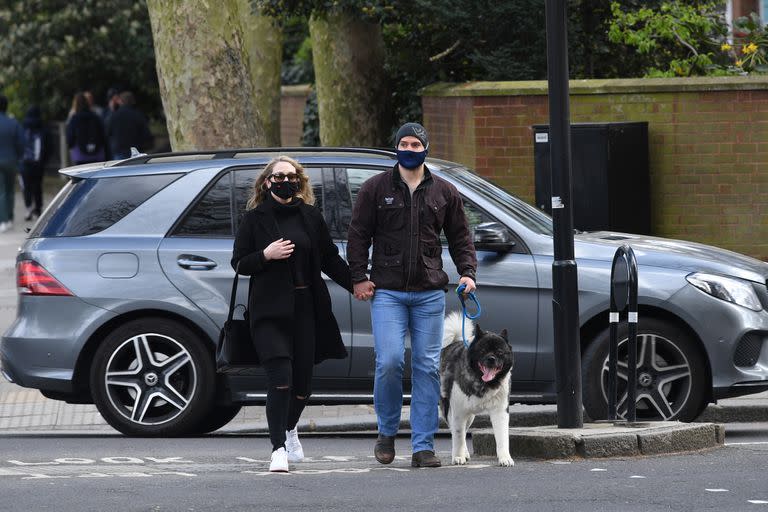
[440,311,514,466]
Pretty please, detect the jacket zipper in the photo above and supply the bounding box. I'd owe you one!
[404,188,418,291]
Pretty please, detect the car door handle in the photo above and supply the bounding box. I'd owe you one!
[177,255,218,270]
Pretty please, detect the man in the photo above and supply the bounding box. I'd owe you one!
[102,87,122,160]
[0,95,24,233]
[347,122,477,468]
[106,91,154,160]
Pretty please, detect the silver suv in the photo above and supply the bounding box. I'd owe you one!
[3,148,768,436]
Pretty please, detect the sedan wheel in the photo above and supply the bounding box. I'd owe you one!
[90,318,215,436]
[583,318,708,422]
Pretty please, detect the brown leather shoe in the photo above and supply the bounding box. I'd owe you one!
[374,435,396,464]
[411,450,441,468]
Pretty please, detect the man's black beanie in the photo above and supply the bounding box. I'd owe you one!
[395,122,429,149]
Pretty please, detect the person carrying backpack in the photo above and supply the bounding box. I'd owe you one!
[66,92,105,165]
[21,105,50,220]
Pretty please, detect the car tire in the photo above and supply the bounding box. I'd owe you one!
[582,318,708,422]
[90,318,216,436]
[191,404,243,435]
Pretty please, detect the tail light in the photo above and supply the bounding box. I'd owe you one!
[17,260,73,296]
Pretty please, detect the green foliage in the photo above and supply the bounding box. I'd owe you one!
[607,1,730,77]
[0,0,160,120]
[382,0,548,127]
[301,89,319,146]
[729,13,768,73]
[281,17,314,85]
[253,0,392,20]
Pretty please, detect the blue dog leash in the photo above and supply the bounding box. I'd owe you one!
[456,283,482,347]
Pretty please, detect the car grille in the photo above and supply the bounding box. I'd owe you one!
[734,332,765,367]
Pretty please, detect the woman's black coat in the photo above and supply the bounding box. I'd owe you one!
[231,198,353,364]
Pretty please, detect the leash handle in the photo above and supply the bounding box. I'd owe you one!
[456,284,481,319]
[456,283,482,347]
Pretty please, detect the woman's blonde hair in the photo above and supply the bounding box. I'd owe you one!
[246,155,315,210]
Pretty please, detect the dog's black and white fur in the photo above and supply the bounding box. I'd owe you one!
[440,311,514,466]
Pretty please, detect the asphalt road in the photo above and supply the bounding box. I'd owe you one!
[0,426,766,512]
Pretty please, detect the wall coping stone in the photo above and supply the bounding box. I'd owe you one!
[281,84,312,96]
[421,76,768,97]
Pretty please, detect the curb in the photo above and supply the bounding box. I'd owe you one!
[471,422,725,460]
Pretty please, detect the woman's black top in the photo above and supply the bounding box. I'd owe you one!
[270,196,311,287]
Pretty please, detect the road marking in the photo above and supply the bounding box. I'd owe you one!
[748,500,768,504]
[590,468,607,472]
[7,456,195,466]
[629,476,646,479]
[725,442,768,446]
[18,471,196,480]
[0,454,497,480]
[705,489,729,492]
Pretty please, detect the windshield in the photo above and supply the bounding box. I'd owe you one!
[445,166,554,235]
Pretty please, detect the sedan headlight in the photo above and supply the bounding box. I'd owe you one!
[686,273,763,311]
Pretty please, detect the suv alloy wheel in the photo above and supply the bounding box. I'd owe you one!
[89,318,216,436]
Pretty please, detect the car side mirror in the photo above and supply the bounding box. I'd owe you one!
[473,222,516,253]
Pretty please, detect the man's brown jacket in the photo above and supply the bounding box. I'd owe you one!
[347,165,477,291]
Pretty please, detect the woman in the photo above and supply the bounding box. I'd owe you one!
[231,156,352,473]
[65,92,105,165]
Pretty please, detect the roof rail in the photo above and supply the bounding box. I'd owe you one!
[111,147,397,166]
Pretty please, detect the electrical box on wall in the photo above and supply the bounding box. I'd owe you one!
[533,122,650,235]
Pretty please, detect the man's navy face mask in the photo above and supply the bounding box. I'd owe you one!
[396,149,428,170]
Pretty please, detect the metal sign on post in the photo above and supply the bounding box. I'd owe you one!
[608,244,639,422]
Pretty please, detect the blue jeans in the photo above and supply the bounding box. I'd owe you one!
[371,289,445,452]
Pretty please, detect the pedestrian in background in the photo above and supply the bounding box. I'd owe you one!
[102,86,121,127]
[231,156,352,472]
[102,86,122,159]
[347,122,478,468]
[20,106,50,221]
[106,91,153,160]
[65,92,106,165]
[0,95,24,233]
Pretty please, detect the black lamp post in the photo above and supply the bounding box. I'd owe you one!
[545,0,583,428]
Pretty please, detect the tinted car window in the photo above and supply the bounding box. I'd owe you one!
[31,173,181,238]
[449,168,554,235]
[339,167,385,234]
[175,172,233,237]
[347,168,382,205]
[439,199,496,245]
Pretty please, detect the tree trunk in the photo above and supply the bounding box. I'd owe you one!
[309,12,390,147]
[146,0,271,150]
[237,0,282,146]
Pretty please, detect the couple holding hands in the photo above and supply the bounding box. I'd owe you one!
[232,123,477,472]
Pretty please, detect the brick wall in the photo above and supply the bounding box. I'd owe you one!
[280,85,311,147]
[422,77,768,261]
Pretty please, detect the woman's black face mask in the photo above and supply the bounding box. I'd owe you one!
[271,180,299,200]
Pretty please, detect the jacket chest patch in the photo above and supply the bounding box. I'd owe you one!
[384,196,395,205]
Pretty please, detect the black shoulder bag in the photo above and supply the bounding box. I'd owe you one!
[216,265,260,373]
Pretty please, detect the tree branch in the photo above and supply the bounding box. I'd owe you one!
[429,40,461,62]
[671,27,698,56]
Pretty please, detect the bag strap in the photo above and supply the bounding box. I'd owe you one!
[227,262,243,323]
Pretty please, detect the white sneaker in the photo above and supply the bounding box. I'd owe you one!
[0,222,8,233]
[269,447,289,472]
[285,427,304,462]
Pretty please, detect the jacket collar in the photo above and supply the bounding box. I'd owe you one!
[250,196,318,251]
[390,164,432,189]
